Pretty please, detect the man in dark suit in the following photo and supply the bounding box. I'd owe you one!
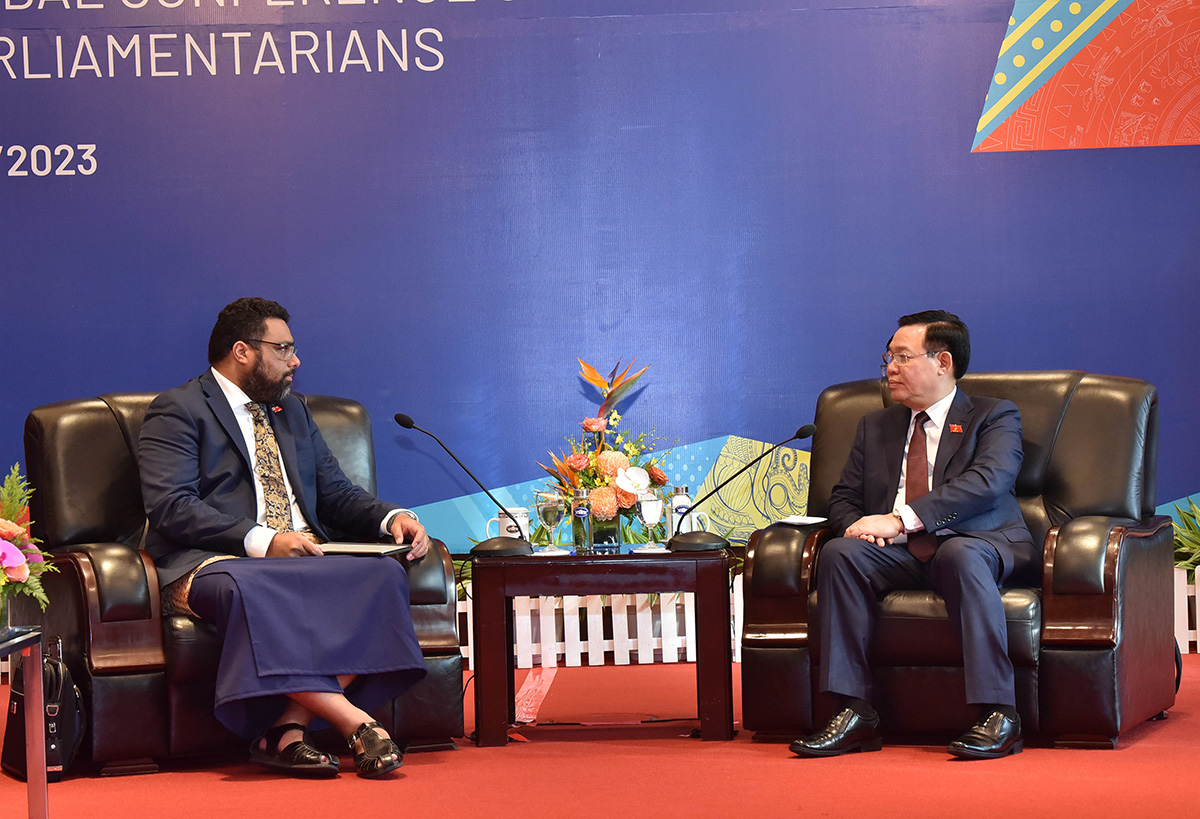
[139,297,430,779]
[789,310,1036,760]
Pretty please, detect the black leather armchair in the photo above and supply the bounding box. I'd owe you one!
[741,371,1175,748]
[13,392,464,775]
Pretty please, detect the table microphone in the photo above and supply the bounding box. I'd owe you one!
[667,424,816,552]
[395,413,533,557]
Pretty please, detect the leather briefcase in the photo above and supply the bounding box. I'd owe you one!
[2,636,86,782]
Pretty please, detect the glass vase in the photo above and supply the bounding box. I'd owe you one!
[592,512,624,555]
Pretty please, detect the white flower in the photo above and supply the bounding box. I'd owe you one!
[615,466,650,495]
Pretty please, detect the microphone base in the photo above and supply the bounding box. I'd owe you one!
[470,537,534,557]
[667,531,730,552]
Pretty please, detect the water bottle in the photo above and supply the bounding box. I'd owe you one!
[669,486,693,536]
[572,488,594,556]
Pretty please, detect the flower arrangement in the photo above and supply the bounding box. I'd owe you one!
[1,463,56,614]
[538,359,670,543]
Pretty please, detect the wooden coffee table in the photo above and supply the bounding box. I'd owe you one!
[470,550,735,746]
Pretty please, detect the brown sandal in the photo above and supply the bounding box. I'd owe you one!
[250,722,340,778]
[348,721,403,779]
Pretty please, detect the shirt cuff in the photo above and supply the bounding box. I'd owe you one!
[895,504,924,533]
[244,525,276,557]
[380,508,417,538]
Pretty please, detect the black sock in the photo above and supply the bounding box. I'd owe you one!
[843,697,877,720]
[980,703,1017,720]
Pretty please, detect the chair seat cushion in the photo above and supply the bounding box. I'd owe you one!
[872,588,1041,667]
[163,614,224,685]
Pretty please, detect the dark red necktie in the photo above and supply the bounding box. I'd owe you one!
[904,411,937,562]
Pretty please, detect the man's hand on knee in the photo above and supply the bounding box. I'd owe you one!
[844,514,903,547]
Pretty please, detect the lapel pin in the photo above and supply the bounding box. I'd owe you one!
[949,423,963,433]
[271,405,282,413]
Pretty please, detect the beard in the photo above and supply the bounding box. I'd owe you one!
[243,357,294,405]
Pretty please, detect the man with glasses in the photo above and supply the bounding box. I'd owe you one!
[789,310,1036,760]
[139,297,429,779]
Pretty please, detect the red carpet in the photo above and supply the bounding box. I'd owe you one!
[2,657,1197,818]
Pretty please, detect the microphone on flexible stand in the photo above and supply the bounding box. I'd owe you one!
[395,413,533,557]
[667,424,817,552]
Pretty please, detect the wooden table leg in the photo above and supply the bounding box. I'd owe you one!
[472,563,511,747]
[693,557,735,740]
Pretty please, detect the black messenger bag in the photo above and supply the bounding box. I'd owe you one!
[2,636,86,782]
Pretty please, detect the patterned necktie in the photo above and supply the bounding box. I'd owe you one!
[246,402,293,533]
[904,410,937,562]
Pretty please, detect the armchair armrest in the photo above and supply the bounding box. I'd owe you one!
[16,543,166,682]
[1042,515,1174,646]
[403,538,458,652]
[742,522,832,646]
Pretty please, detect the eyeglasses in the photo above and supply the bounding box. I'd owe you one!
[880,351,937,374]
[244,339,297,360]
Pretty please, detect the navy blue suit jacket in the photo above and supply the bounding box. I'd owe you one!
[827,388,1036,582]
[139,370,398,587]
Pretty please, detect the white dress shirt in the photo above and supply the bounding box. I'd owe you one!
[894,386,957,537]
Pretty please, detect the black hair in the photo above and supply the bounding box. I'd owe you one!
[896,310,970,379]
[207,297,291,365]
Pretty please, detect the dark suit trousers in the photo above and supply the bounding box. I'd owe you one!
[816,535,1015,707]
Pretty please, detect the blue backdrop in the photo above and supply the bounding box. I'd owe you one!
[3,0,1197,543]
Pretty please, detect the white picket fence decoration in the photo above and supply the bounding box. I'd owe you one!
[459,576,744,670]
[1174,567,1197,655]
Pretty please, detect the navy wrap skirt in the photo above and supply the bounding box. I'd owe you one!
[189,554,428,738]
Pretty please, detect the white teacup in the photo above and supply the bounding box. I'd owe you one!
[486,507,530,540]
[672,508,712,535]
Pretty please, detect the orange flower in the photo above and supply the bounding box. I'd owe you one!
[581,417,607,432]
[615,488,637,509]
[596,450,629,478]
[4,559,30,583]
[0,517,26,544]
[565,452,589,471]
[589,487,618,520]
[648,465,669,486]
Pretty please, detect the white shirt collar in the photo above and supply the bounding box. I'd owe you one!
[210,367,254,412]
[916,386,957,429]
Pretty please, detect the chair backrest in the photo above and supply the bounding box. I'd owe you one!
[805,371,1159,548]
[24,392,378,550]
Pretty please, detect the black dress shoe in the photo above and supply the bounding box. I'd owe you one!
[789,708,883,757]
[948,710,1022,759]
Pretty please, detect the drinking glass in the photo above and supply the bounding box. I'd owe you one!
[635,491,665,546]
[535,496,569,555]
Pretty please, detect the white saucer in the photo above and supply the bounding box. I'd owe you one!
[533,547,571,557]
[631,545,670,554]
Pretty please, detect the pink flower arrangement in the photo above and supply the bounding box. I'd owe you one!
[0,464,56,613]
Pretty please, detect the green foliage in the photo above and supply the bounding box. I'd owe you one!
[1174,499,1200,583]
[0,463,33,523]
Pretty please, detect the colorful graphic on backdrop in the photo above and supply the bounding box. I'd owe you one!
[690,436,811,546]
[974,0,1200,152]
